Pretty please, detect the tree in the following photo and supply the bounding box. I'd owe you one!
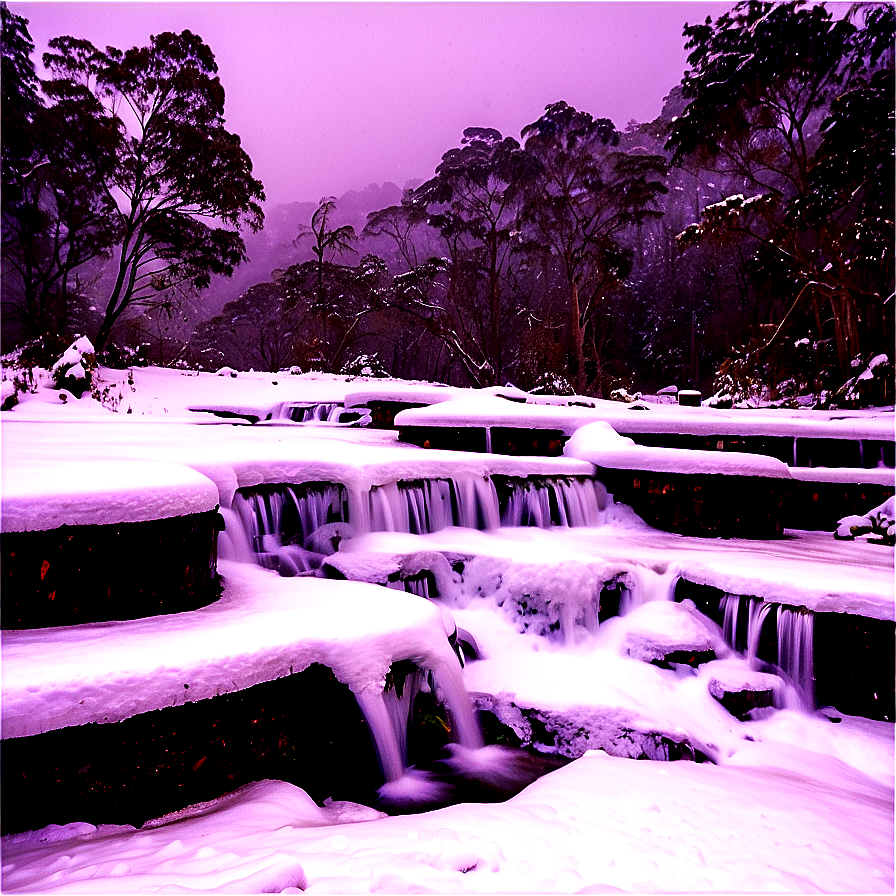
[408,127,541,386]
[1,5,120,351]
[40,30,265,354]
[667,1,893,393]
[521,101,668,394]
[363,195,430,269]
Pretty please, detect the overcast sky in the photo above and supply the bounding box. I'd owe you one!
[14,2,738,207]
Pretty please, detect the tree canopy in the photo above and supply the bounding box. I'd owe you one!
[2,22,265,355]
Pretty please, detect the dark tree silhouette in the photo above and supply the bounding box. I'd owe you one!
[40,29,265,354]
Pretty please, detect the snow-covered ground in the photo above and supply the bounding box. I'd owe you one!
[1,362,893,893]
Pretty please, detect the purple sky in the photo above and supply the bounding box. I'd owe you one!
[14,2,737,207]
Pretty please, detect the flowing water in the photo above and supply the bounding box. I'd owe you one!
[219,471,825,802]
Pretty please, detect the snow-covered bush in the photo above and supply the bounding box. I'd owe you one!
[530,371,574,396]
[828,354,893,409]
[341,354,389,378]
[51,337,97,399]
[835,496,895,546]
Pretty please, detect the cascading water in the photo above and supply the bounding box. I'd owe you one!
[716,593,816,711]
[268,402,366,424]
[619,567,679,616]
[777,605,815,710]
[227,483,347,574]
[499,476,608,528]
[368,479,458,534]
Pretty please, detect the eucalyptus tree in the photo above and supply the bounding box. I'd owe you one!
[408,127,541,386]
[521,101,668,394]
[668,1,893,389]
[1,6,119,349]
[39,29,265,354]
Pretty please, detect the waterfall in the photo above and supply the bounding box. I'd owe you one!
[777,605,815,710]
[499,477,607,528]
[715,593,816,711]
[356,659,483,786]
[355,690,406,783]
[746,599,773,662]
[368,479,457,534]
[228,483,347,574]
[268,402,367,424]
[720,594,743,653]
[229,475,609,562]
[619,567,679,615]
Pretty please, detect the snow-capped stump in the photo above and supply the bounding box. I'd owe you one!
[702,660,782,720]
[617,600,727,668]
[50,336,96,398]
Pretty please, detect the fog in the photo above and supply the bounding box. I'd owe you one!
[15,1,736,205]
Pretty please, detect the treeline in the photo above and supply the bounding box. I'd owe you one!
[2,2,893,405]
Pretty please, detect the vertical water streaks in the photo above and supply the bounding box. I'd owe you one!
[777,605,815,710]
[716,594,816,711]
[619,567,679,616]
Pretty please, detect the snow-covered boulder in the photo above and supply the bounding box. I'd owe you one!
[702,659,783,719]
[51,336,95,398]
[612,600,728,666]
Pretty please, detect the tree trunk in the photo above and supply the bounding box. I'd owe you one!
[569,277,586,394]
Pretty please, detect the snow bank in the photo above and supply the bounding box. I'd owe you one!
[566,421,794,478]
[396,392,894,441]
[1,459,219,531]
[1,561,459,738]
[3,738,891,894]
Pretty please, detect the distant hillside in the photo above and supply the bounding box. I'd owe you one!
[200,181,415,318]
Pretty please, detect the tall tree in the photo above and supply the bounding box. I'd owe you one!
[408,127,540,386]
[293,197,358,366]
[1,5,120,349]
[40,30,265,354]
[522,101,668,394]
[668,1,893,391]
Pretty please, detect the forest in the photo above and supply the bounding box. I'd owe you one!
[1,0,893,407]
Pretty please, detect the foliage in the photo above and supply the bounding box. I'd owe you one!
[522,101,668,394]
[407,127,541,386]
[36,29,265,354]
[668,1,894,396]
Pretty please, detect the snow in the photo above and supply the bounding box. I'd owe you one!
[2,459,219,531]
[1,561,459,738]
[50,337,95,376]
[342,524,894,621]
[2,744,891,894]
[395,391,894,441]
[566,421,794,478]
[1,364,893,893]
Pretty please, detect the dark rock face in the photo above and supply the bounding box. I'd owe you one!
[711,686,776,720]
[651,649,717,669]
[0,664,382,836]
[600,469,786,539]
[399,425,488,453]
[1,510,222,629]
